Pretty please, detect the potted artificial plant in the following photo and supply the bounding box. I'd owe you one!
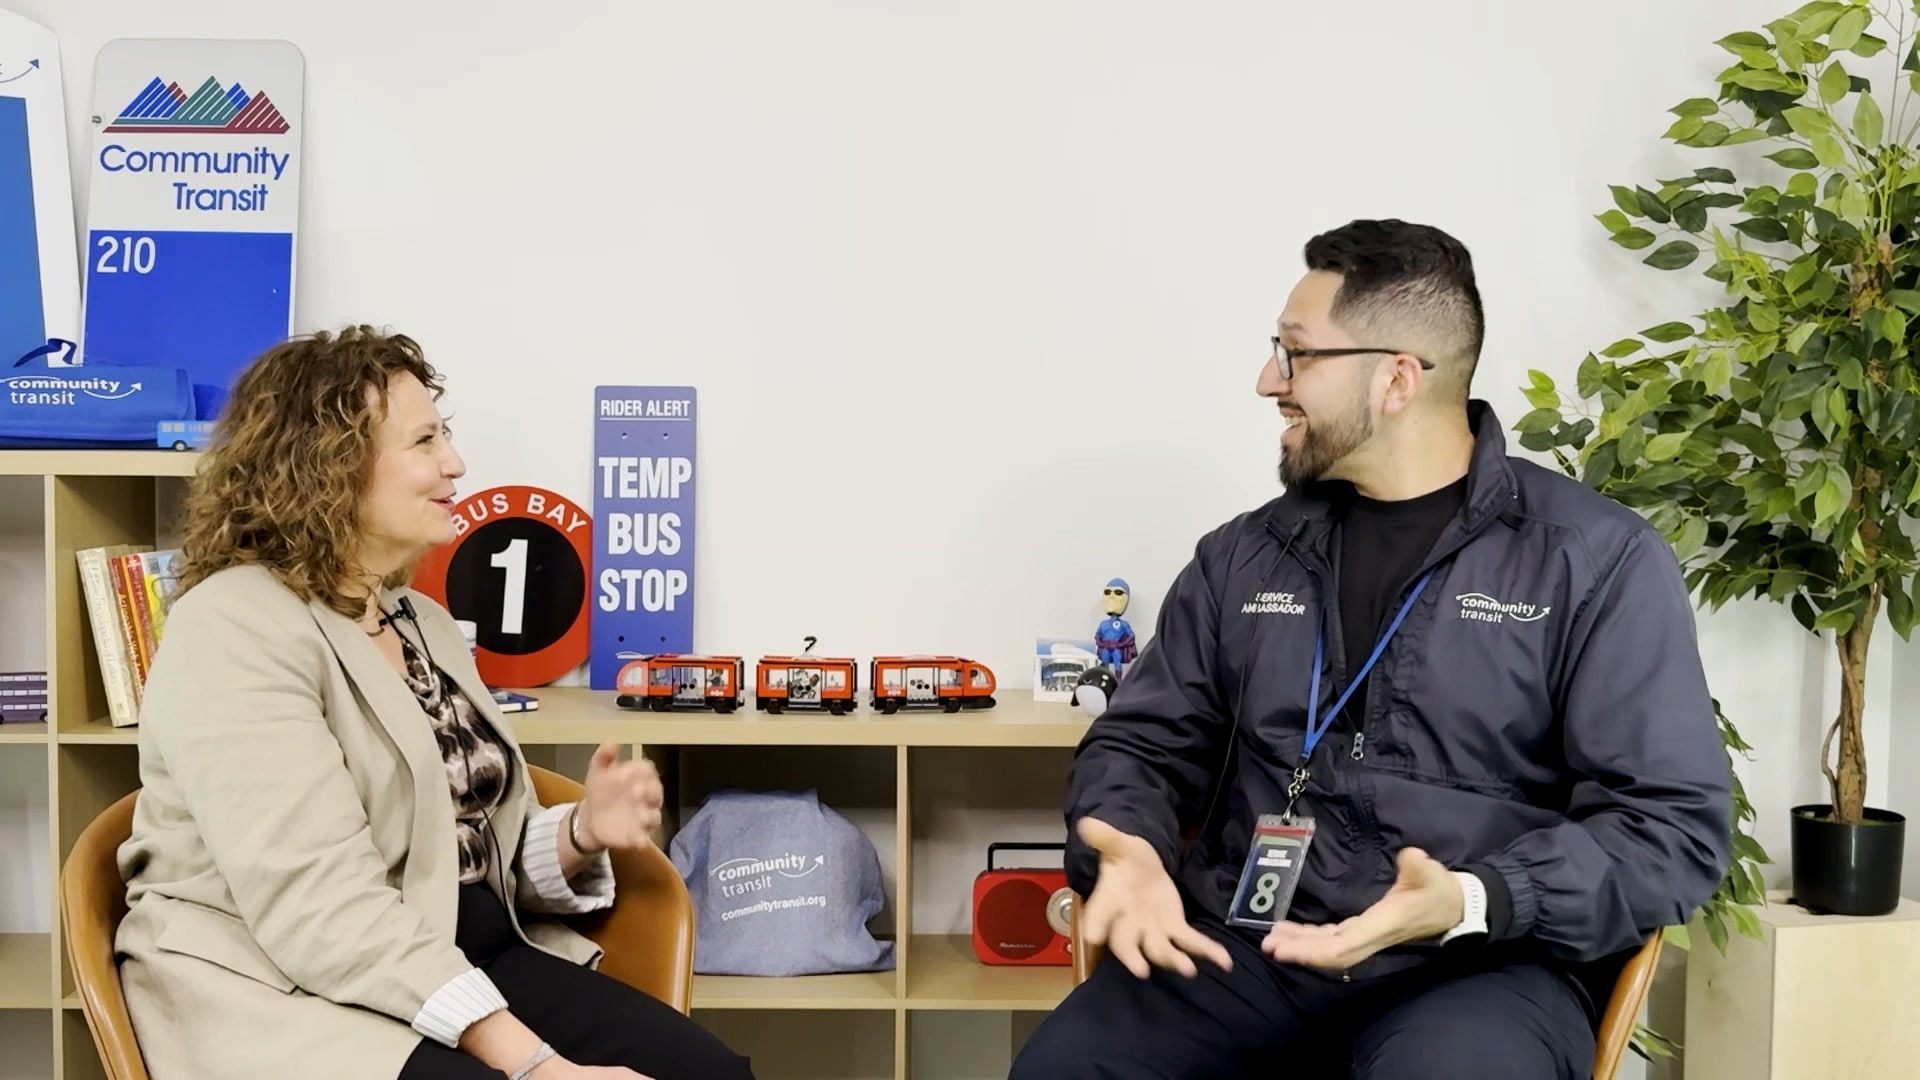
[1519,0,1908,917]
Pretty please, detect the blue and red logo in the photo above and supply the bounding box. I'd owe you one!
[104,75,289,135]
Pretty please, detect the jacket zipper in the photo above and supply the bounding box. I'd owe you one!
[1264,486,1511,766]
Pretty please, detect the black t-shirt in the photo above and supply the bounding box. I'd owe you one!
[1332,476,1467,730]
[1329,473,1623,1027]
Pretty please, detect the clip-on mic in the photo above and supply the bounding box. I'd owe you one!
[376,596,419,629]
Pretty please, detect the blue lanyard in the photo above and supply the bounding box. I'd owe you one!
[1286,568,1434,816]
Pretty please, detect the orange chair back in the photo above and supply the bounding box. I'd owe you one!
[60,789,148,1080]
[1068,895,1664,1080]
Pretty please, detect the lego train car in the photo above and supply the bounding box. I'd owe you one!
[868,655,996,713]
[614,654,745,712]
[755,654,858,714]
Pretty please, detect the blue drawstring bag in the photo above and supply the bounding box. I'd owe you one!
[0,338,195,448]
[670,789,896,976]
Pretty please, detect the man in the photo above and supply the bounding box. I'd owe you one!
[1010,219,1731,1079]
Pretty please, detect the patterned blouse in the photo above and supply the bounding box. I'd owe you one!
[398,633,511,885]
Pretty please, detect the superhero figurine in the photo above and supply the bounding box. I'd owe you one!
[1094,577,1137,676]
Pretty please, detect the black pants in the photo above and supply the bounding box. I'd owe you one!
[399,883,753,1080]
[1010,909,1595,1080]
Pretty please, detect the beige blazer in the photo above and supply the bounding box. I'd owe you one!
[115,564,603,1080]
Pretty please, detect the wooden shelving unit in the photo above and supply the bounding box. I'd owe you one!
[0,450,1085,1080]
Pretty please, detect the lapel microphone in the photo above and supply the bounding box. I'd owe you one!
[376,596,419,628]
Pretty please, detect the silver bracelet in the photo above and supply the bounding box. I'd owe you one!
[567,804,606,855]
[508,1041,555,1080]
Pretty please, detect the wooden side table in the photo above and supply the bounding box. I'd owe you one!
[1684,890,1919,1079]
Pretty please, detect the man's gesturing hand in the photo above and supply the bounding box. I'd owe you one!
[1075,816,1232,979]
[1259,847,1463,970]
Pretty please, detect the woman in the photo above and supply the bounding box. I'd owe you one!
[115,326,754,1080]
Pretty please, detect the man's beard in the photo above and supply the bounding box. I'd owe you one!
[1278,402,1373,488]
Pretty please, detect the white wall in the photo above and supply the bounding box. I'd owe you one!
[7,1,1917,1077]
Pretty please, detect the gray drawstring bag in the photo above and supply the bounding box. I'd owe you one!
[669,788,896,976]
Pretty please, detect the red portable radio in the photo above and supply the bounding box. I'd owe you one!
[970,842,1074,966]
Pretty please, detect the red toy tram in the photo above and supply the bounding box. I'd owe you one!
[868,655,996,713]
[614,654,746,713]
[754,654,859,714]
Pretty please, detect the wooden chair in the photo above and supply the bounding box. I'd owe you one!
[59,765,695,1080]
[1069,897,1665,1080]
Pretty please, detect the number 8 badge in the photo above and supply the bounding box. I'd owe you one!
[1226,814,1318,930]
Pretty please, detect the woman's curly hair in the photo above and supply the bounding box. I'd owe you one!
[175,325,445,620]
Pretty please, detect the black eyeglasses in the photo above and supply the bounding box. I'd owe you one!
[1270,338,1434,381]
[1102,587,1126,596]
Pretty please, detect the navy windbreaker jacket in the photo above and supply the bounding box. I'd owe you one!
[1064,401,1732,978]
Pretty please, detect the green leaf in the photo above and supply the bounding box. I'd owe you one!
[1610,185,1645,218]
[1851,32,1888,58]
[1785,257,1820,294]
[1663,924,1692,951]
[1601,338,1644,359]
[1528,369,1554,392]
[1796,3,1845,36]
[1888,583,1915,640]
[1731,68,1793,91]
[1675,514,1710,560]
[1643,321,1696,343]
[1596,209,1633,234]
[1781,319,1812,353]
[1523,385,1559,410]
[1887,289,1920,314]
[1646,431,1690,461]
[1721,127,1771,146]
[1665,114,1706,140]
[1612,227,1658,250]
[1819,60,1852,102]
[1636,187,1672,224]
[1716,31,1770,53]
[1830,7,1870,50]
[1813,131,1849,167]
[1814,605,1857,633]
[1816,470,1848,523]
[1885,308,1909,347]
[1767,147,1822,169]
[1828,385,1850,433]
[1728,902,1765,941]
[1645,240,1702,270]
[1855,91,1885,145]
[1748,303,1782,332]
[1733,217,1791,244]
[1704,909,1730,953]
[1703,349,1732,392]
[1784,105,1832,137]
[1672,97,1722,117]
[1517,406,1561,433]
[1795,460,1828,503]
[1695,166,1737,183]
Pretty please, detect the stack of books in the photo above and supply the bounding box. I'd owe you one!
[0,671,46,724]
[76,544,183,728]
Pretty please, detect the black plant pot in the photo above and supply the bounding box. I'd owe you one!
[1788,804,1906,916]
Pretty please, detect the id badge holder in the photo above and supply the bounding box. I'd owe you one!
[1226,814,1317,930]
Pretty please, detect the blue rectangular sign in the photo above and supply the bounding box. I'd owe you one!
[590,385,696,689]
[80,228,293,418]
[0,95,46,364]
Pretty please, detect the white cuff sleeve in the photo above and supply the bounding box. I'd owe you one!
[411,967,508,1047]
[518,801,616,914]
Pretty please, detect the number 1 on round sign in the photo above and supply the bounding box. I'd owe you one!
[94,234,156,274]
[490,536,528,636]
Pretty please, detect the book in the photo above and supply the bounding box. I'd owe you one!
[76,545,183,726]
